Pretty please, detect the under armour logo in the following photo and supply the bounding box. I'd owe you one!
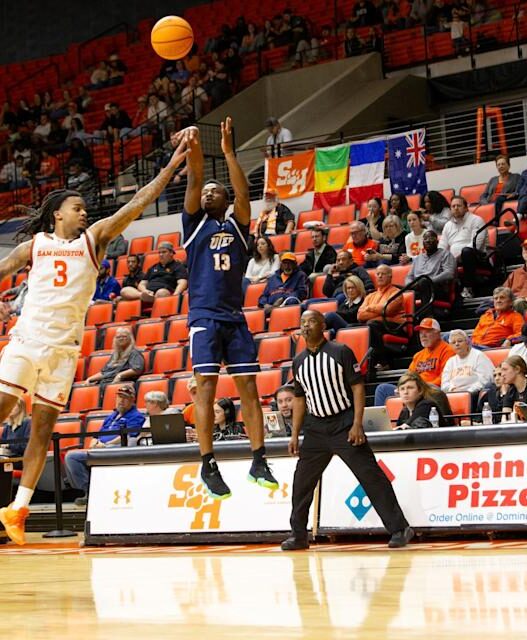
[269,482,289,499]
[113,489,131,505]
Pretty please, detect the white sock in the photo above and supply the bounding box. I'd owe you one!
[12,486,34,510]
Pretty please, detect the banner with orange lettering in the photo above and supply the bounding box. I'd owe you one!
[264,150,315,199]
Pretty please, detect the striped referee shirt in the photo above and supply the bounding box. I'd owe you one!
[293,340,363,420]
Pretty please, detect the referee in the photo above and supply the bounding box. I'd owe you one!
[281,310,414,550]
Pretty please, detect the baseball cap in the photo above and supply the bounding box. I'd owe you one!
[100,259,111,269]
[280,252,297,263]
[117,384,136,398]
[265,117,279,127]
[158,241,174,252]
[415,318,441,332]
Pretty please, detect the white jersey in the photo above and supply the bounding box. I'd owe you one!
[11,231,99,350]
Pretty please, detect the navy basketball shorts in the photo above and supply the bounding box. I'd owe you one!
[189,318,260,376]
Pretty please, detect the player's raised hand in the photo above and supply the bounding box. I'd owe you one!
[184,126,203,171]
[221,117,234,156]
[167,135,189,169]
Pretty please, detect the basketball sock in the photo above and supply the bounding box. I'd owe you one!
[202,452,215,472]
[12,485,34,510]
[252,446,266,461]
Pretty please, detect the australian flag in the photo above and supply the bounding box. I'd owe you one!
[388,129,428,195]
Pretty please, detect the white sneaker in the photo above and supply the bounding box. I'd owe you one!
[461,287,474,299]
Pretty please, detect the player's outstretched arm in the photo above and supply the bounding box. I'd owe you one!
[183,126,204,215]
[221,117,250,226]
[89,136,188,257]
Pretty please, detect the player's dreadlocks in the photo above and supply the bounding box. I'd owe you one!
[15,189,81,240]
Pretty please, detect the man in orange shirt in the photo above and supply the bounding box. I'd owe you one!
[374,317,455,405]
[472,286,523,349]
[343,221,378,266]
[357,264,405,371]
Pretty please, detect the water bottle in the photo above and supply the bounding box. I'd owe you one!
[482,402,493,426]
[429,407,440,428]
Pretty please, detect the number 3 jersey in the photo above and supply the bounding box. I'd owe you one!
[183,209,249,325]
[11,231,98,349]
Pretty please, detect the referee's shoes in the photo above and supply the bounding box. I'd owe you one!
[281,526,415,551]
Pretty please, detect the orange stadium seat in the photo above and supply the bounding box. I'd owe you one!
[75,357,86,382]
[335,326,370,374]
[86,351,112,378]
[294,230,313,253]
[459,183,487,205]
[86,302,113,327]
[258,335,292,364]
[179,292,189,315]
[69,385,100,413]
[115,256,130,278]
[297,209,324,228]
[135,320,166,347]
[406,194,421,210]
[81,328,97,357]
[137,377,169,408]
[244,308,266,334]
[256,369,283,400]
[386,397,402,423]
[101,323,130,350]
[312,275,327,299]
[166,317,189,343]
[150,345,186,375]
[446,392,472,421]
[244,282,267,308]
[157,232,181,248]
[48,420,83,453]
[141,251,160,273]
[215,374,239,400]
[102,383,121,411]
[269,234,292,253]
[485,348,509,367]
[129,235,154,254]
[268,305,301,333]
[150,295,180,318]
[171,376,193,405]
[328,225,351,247]
[114,299,141,323]
[307,300,338,314]
[472,204,496,224]
[327,205,356,225]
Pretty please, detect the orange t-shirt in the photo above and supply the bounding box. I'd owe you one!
[183,403,195,425]
[492,181,504,200]
[472,308,523,348]
[409,341,455,387]
[342,238,378,266]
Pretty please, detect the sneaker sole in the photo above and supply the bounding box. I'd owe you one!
[0,509,26,546]
[247,474,279,490]
[202,485,232,501]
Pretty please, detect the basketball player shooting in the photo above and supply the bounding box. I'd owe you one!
[0,135,189,544]
[181,119,278,499]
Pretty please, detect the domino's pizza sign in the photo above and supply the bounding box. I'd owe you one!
[344,460,395,521]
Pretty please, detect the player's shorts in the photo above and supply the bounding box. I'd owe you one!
[0,335,79,409]
[189,318,260,376]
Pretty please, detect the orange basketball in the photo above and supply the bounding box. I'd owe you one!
[151,16,194,60]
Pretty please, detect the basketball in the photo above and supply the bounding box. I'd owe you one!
[151,15,194,60]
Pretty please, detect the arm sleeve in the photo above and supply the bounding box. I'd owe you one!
[431,251,456,284]
[258,282,271,307]
[479,179,492,204]
[322,274,336,297]
[295,271,308,301]
[341,345,363,386]
[126,412,146,437]
[111,279,121,296]
[440,358,453,392]
[175,263,189,280]
[407,400,435,428]
[127,350,145,373]
[502,387,515,410]
[292,358,305,397]
[510,312,524,340]
[405,261,416,286]
[245,258,257,279]
[438,225,449,251]
[300,251,314,276]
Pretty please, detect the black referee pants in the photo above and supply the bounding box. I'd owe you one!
[290,428,409,537]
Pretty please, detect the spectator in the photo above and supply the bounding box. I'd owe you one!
[223,47,243,90]
[85,327,144,387]
[476,363,509,419]
[357,264,405,371]
[68,139,93,170]
[105,233,128,260]
[420,190,451,233]
[405,230,456,305]
[75,86,92,113]
[501,356,527,419]
[426,0,451,30]
[213,398,245,440]
[66,161,97,208]
[363,26,383,53]
[0,101,17,130]
[64,384,145,505]
[364,214,406,266]
[258,252,308,312]
[448,6,469,56]
[472,287,523,349]
[240,22,264,53]
[1,399,30,460]
[323,249,374,301]
[441,329,494,400]
[342,221,378,266]
[396,371,446,429]
[265,117,293,150]
[33,114,51,141]
[92,259,121,301]
[374,317,455,405]
[360,197,385,241]
[132,96,149,130]
[411,0,433,25]
[181,75,208,121]
[273,385,294,435]
[438,195,487,298]
[135,391,172,445]
[0,156,29,191]
[107,53,127,85]
[324,274,366,336]
[503,239,527,314]
[244,236,280,290]
[147,93,168,122]
[121,254,145,290]
[203,61,231,108]
[62,101,84,131]
[120,242,188,302]
[388,193,411,230]
[349,0,379,26]
[254,190,295,236]
[89,61,109,89]
[183,376,198,426]
[171,60,191,88]
[479,154,520,217]
[402,210,426,262]
[344,27,364,57]
[36,150,59,182]
[300,227,337,282]
[99,102,132,141]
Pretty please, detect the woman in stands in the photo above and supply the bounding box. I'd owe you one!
[360,197,385,241]
[1,399,30,464]
[243,236,280,293]
[420,190,451,233]
[323,275,366,337]
[364,214,406,266]
[388,192,410,229]
[213,398,245,440]
[85,327,145,389]
[395,371,446,429]
[480,154,520,216]
[401,210,425,264]
[500,355,527,419]
[477,363,509,421]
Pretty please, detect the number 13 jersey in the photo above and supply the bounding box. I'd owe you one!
[183,209,249,325]
[11,231,99,349]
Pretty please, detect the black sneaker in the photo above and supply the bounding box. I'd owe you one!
[248,458,279,489]
[281,536,309,551]
[201,459,232,500]
[388,526,414,548]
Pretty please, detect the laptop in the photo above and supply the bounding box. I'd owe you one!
[263,412,288,438]
[150,413,187,445]
[362,406,393,433]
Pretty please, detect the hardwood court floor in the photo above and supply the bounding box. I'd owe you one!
[1,535,527,640]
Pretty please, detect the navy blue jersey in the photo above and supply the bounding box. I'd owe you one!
[183,208,249,324]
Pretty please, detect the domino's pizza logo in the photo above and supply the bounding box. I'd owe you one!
[345,461,395,520]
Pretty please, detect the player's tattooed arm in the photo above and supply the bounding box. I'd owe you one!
[221,117,250,225]
[183,126,204,215]
[89,135,188,257]
[0,241,32,281]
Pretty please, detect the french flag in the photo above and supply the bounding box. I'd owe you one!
[348,140,385,206]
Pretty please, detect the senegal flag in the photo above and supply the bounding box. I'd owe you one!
[313,143,350,211]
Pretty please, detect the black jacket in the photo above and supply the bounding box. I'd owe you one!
[397,397,446,429]
[300,244,337,277]
[322,265,374,297]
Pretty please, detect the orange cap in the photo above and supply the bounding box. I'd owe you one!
[280,252,297,263]
[415,318,441,332]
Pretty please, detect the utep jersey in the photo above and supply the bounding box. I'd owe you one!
[11,231,98,349]
[182,209,249,324]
